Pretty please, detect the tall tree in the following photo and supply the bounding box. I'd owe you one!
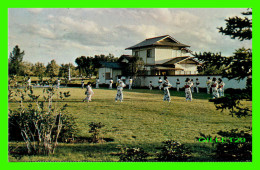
[45,60,60,78]
[8,45,25,75]
[195,9,252,117]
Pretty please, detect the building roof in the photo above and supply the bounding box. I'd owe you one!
[163,56,200,65]
[154,66,184,71]
[125,35,190,50]
[117,55,133,62]
[99,61,122,69]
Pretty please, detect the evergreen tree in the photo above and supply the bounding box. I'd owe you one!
[195,9,252,117]
[8,45,25,75]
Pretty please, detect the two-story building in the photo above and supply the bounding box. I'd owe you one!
[125,35,200,76]
[98,35,200,84]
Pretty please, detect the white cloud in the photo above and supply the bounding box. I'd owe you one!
[8,8,251,64]
[27,8,44,14]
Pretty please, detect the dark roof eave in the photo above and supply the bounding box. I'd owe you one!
[126,44,190,50]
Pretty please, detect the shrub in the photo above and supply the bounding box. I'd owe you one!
[156,140,191,161]
[89,122,105,143]
[119,147,149,162]
[214,128,252,161]
[8,77,77,155]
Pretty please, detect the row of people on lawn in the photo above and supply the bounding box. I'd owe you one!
[83,76,225,103]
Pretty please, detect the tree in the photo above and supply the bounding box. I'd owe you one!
[124,56,145,77]
[75,56,93,77]
[8,45,25,75]
[45,60,60,78]
[59,63,77,78]
[195,9,252,117]
[19,61,34,76]
[33,62,46,81]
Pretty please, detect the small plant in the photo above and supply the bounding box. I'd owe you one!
[89,122,105,143]
[156,140,191,161]
[119,147,149,162]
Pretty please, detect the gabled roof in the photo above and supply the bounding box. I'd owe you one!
[154,66,184,71]
[125,35,190,50]
[163,56,200,65]
[117,55,133,62]
[99,61,122,69]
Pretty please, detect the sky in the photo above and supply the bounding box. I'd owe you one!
[8,8,252,65]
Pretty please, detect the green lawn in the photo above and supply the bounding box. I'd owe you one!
[8,87,252,162]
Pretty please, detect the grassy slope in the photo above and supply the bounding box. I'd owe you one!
[8,87,252,162]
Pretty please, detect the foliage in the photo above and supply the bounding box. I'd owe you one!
[214,128,252,161]
[209,89,252,118]
[119,147,149,162]
[45,60,60,78]
[123,56,145,76]
[58,63,78,78]
[88,122,105,143]
[33,62,46,81]
[8,45,25,75]
[156,140,191,161]
[195,9,252,117]
[75,54,116,77]
[197,128,252,162]
[8,77,76,155]
[19,61,34,76]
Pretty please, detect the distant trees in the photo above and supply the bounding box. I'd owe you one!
[8,45,117,79]
[8,45,25,75]
[33,62,46,80]
[59,63,78,78]
[75,54,117,77]
[45,60,60,78]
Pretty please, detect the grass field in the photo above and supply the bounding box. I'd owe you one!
[8,87,252,162]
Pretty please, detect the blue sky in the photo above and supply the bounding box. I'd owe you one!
[8,8,252,65]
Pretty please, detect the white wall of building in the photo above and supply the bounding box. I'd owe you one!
[133,48,155,65]
[134,75,247,89]
[98,68,122,84]
[175,63,198,75]
[155,47,174,64]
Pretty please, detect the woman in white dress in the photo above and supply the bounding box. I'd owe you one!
[206,77,212,94]
[211,77,219,99]
[115,80,126,102]
[184,78,193,102]
[158,77,163,90]
[149,81,153,90]
[195,78,200,93]
[163,78,172,102]
[218,78,225,97]
[129,77,133,90]
[96,78,99,88]
[176,78,180,92]
[109,78,113,89]
[83,82,94,102]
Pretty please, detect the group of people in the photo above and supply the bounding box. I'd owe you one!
[83,76,225,103]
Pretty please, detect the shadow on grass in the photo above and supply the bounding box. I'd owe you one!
[9,140,217,162]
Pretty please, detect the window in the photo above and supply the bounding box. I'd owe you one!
[105,72,110,80]
[147,49,152,58]
[134,51,139,57]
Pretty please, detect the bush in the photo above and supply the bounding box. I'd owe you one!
[214,128,252,161]
[8,78,77,155]
[119,147,149,162]
[89,122,105,143]
[156,140,191,161]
